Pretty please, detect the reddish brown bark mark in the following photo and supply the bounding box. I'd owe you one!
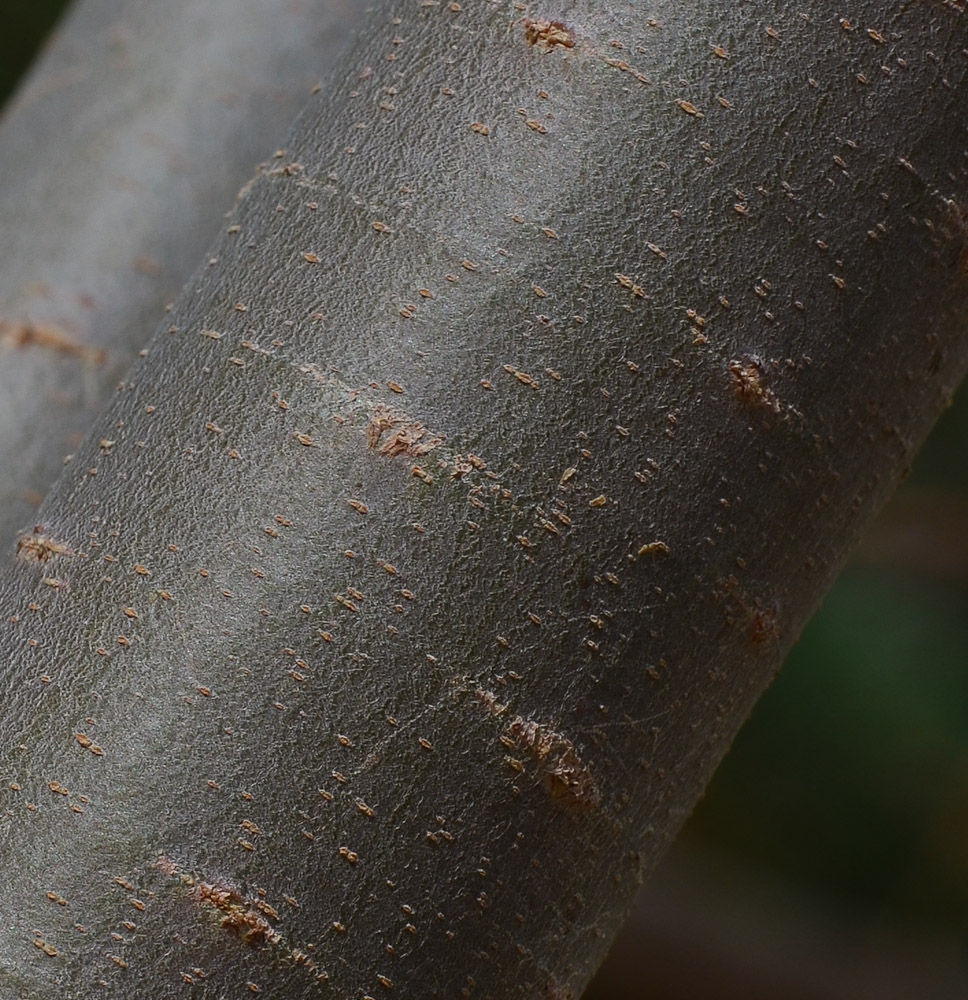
[602,56,651,86]
[524,19,575,51]
[17,527,75,563]
[32,936,58,957]
[715,576,782,647]
[504,716,600,808]
[545,977,577,1000]
[0,320,107,364]
[749,605,780,645]
[74,732,105,756]
[153,856,327,978]
[195,882,279,948]
[367,404,443,458]
[476,688,507,717]
[728,358,780,413]
[942,197,968,278]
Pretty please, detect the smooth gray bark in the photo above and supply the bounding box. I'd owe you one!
[1,2,967,998]
[0,0,364,546]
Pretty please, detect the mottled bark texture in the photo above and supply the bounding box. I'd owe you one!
[2,2,968,998]
[0,0,364,547]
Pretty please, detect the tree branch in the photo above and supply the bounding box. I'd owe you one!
[1,2,967,997]
[0,0,363,546]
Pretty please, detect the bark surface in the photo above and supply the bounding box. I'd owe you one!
[2,2,968,998]
[0,0,363,547]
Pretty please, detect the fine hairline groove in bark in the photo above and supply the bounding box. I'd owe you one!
[1,2,967,999]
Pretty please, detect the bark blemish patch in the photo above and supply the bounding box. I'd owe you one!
[155,855,326,978]
[503,715,600,808]
[195,882,279,947]
[0,320,107,364]
[154,856,279,948]
[545,977,577,1000]
[367,404,443,458]
[940,195,968,278]
[17,527,75,563]
[728,358,780,413]
[476,687,508,717]
[524,19,575,51]
[714,576,782,647]
[749,603,781,646]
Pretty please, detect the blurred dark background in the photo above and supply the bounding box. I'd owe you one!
[0,2,70,102]
[4,5,968,997]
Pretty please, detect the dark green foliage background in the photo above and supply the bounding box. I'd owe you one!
[690,401,968,932]
[5,1,968,987]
